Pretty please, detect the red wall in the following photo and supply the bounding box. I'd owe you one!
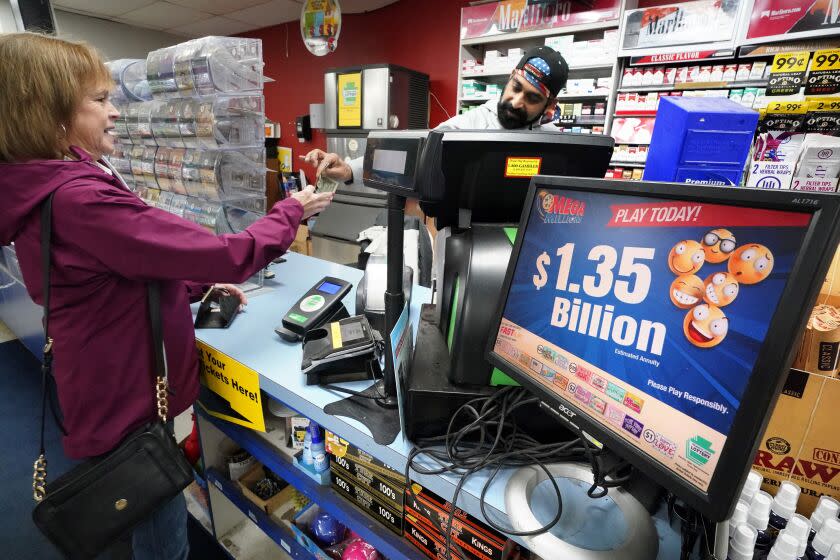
[244,0,469,172]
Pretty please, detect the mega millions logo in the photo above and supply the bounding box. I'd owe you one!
[537,190,585,224]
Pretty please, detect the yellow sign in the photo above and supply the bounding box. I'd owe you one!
[337,72,361,128]
[504,156,542,178]
[810,49,840,72]
[767,101,807,114]
[277,146,292,173]
[197,340,265,431]
[331,321,342,348]
[808,98,840,112]
[771,51,810,74]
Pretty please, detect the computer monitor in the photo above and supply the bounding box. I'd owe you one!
[415,130,614,228]
[486,176,840,521]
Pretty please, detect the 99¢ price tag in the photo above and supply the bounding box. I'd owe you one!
[772,51,810,73]
[810,49,840,72]
[767,51,811,96]
[806,49,840,96]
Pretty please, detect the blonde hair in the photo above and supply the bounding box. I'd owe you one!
[0,33,112,162]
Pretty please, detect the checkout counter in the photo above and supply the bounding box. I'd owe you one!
[192,251,683,559]
[192,130,693,559]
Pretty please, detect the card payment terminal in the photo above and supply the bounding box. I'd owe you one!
[275,277,352,342]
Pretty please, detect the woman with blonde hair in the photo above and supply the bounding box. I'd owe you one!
[0,32,332,558]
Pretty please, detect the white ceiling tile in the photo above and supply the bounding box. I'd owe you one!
[170,16,256,37]
[53,0,156,17]
[119,2,212,30]
[227,0,299,26]
[168,0,267,16]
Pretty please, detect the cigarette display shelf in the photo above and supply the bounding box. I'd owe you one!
[456,7,620,130]
[618,80,768,93]
[461,62,614,79]
[459,92,609,103]
[612,111,658,117]
[609,161,646,168]
[556,115,607,125]
[460,19,619,47]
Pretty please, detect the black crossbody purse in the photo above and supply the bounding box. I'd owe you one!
[31,192,194,559]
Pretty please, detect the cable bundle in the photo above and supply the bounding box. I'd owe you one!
[404,386,634,560]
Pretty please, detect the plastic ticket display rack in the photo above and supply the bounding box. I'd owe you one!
[106,37,268,289]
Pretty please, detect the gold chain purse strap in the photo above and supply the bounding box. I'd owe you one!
[34,192,169,501]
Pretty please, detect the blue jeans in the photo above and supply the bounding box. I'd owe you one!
[130,492,190,560]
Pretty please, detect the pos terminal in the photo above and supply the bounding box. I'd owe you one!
[275,276,352,342]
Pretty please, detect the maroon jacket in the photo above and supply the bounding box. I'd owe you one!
[0,148,303,458]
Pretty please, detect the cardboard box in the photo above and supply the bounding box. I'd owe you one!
[236,463,294,515]
[288,225,310,256]
[405,484,511,560]
[404,511,469,560]
[330,467,403,535]
[753,370,840,517]
[331,456,405,510]
[325,431,404,484]
[792,305,840,377]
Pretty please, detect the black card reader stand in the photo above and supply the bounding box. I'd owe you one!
[323,193,405,445]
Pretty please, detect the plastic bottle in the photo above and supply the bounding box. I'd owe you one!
[310,422,328,473]
[779,514,812,560]
[770,482,802,537]
[302,422,313,465]
[731,500,752,538]
[810,497,840,543]
[750,491,775,552]
[729,524,758,560]
[808,518,840,560]
[741,470,763,504]
[827,544,840,560]
[768,533,802,560]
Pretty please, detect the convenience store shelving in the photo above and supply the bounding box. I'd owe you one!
[197,408,427,560]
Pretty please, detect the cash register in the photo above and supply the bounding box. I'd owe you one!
[369,130,616,441]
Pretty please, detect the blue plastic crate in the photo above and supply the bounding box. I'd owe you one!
[644,97,759,186]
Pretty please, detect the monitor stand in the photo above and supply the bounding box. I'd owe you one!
[324,380,401,446]
[504,462,659,559]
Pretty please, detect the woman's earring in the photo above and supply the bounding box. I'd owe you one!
[59,124,67,138]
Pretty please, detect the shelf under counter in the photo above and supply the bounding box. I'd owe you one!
[200,411,426,560]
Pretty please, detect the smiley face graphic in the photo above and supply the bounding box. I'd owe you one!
[703,272,739,307]
[702,229,736,264]
[683,304,729,348]
[670,274,704,309]
[668,240,705,275]
[728,244,774,285]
